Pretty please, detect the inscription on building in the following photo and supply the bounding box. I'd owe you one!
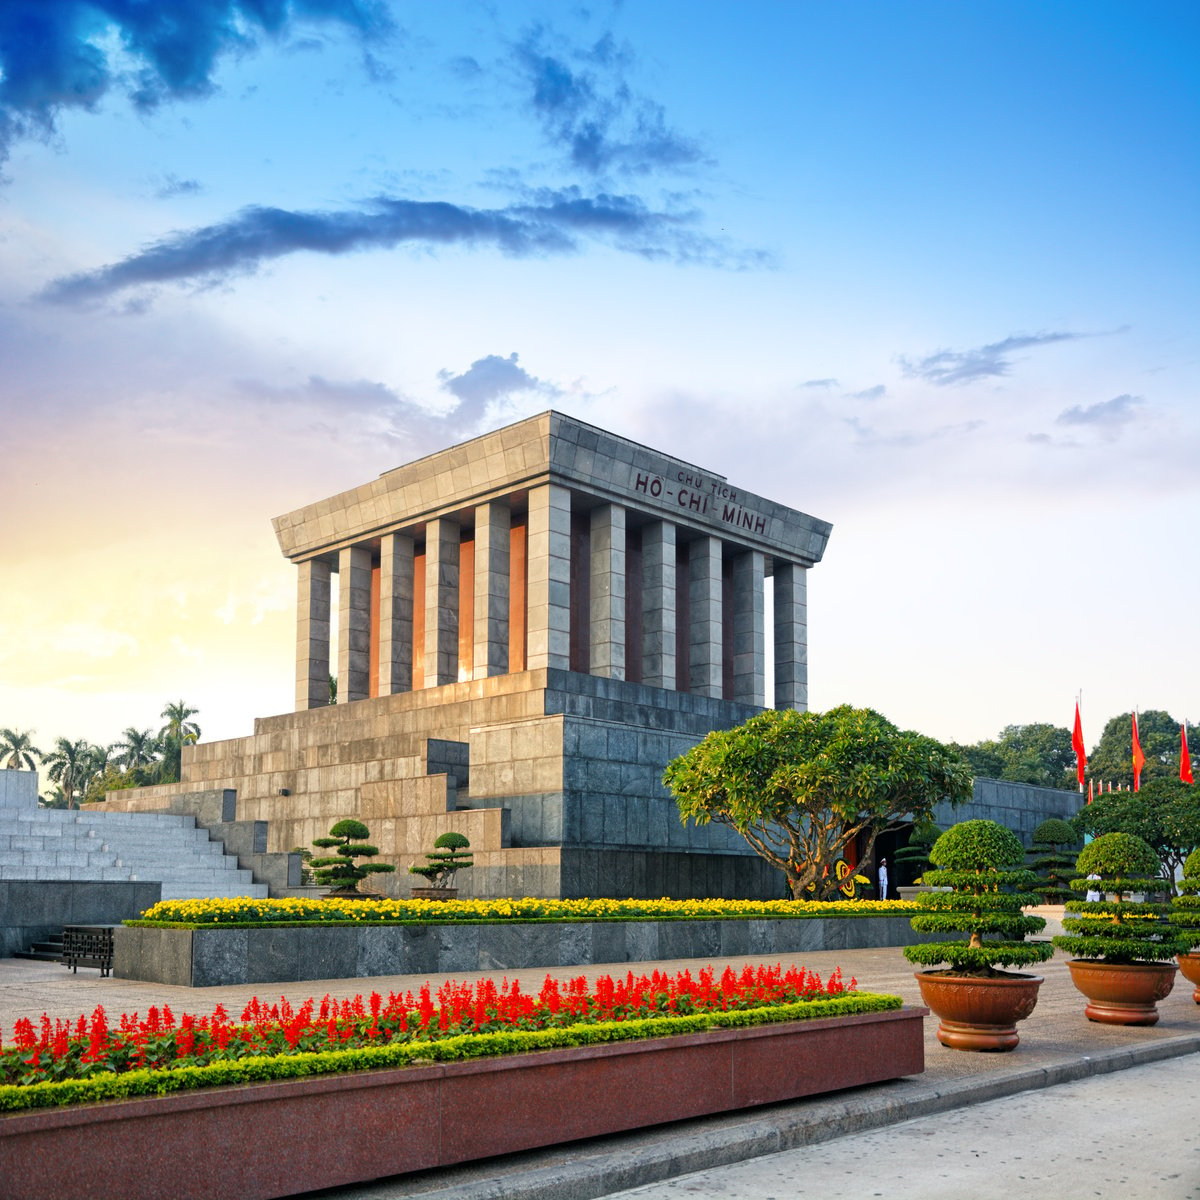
[633,469,769,536]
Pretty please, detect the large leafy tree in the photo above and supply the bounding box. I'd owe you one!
[1074,779,1200,892]
[663,705,972,900]
[948,722,1076,791]
[0,728,41,771]
[42,737,92,810]
[1086,710,1182,790]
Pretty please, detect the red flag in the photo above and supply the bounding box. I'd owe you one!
[1087,779,1093,804]
[1183,722,1194,786]
[1072,702,1087,786]
[1132,712,1146,791]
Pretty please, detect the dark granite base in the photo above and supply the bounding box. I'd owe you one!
[115,915,931,987]
[0,881,162,959]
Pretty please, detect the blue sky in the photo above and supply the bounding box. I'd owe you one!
[1,0,1196,754]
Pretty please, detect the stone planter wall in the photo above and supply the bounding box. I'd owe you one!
[116,915,934,988]
[0,1007,925,1200]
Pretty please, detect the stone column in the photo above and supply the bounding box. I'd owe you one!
[525,484,571,671]
[774,561,808,710]
[295,559,331,710]
[424,518,460,687]
[473,501,510,679]
[589,504,626,679]
[688,536,723,697]
[731,549,765,705]
[641,520,676,689]
[337,546,372,703]
[378,532,414,695]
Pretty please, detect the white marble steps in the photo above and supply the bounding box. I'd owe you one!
[0,802,267,900]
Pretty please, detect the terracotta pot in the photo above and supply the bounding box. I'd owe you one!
[410,887,458,901]
[914,971,1043,1052]
[1066,959,1178,1025]
[1174,953,1200,1004]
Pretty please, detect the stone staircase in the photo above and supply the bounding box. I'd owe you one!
[0,800,268,901]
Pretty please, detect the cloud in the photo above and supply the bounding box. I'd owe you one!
[514,29,705,176]
[898,331,1085,386]
[40,191,763,304]
[849,384,886,401]
[1056,393,1143,431]
[438,352,560,420]
[800,378,839,389]
[0,0,392,168]
[845,416,985,449]
[154,174,204,199]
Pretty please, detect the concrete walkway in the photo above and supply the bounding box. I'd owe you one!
[2,946,1199,1199]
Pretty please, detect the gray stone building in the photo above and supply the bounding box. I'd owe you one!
[107,412,832,899]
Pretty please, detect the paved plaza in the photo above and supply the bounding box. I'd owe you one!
[3,943,1199,1198]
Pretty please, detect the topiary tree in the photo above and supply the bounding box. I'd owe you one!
[904,820,1054,976]
[1052,833,1188,964]
[894,820,941,886]
[1173,847,1200,950]
[409,832,474,890]
[310,819,396,894]
[663,706,972,901]
[1173,848,1200,1002]
[1027,817,1080,904]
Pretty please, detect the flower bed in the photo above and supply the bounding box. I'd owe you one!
[131,895,916,927]
[0,965,922,1200]
[0,964,881,1109]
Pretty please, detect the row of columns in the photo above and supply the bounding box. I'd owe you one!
[296,484,807,712]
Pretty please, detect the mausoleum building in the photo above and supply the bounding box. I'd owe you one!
[107,412,832,899]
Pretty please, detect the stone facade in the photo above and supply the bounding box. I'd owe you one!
[106,412,833,899]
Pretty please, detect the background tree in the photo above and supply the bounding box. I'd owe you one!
[116,727,160,771]
[42,736,92,810]
[1086,710,1181,789]
[1074,779,1200,892]
[663,705,972,901]
[894,820,942,886]
[0,728,41,771]
[1027,817,1081,903]
[947,723,1076,790]
[158,700,200,784]
[159,701,200,745]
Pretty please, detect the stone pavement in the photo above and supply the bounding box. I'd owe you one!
[2,945,1199,1199]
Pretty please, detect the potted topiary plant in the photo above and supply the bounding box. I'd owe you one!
[1027,818,1079,904]
[1170,847,1200,1004]
[311,819,396,896]
[1052,832,1188,1025]
[409,831,473,900]
[904,819,1053,1051]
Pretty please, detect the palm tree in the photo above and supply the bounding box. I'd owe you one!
[42,737,92,810]
[0,728,41,771]
[116,727,160,770]
[159,701,201,745]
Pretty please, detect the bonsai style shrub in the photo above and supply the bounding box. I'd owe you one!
[409,832,474,891]
[894,820,941,886]
[1026,818,1079,904]
[904,820,1053,976]
[310,820,396,894]
[1172,848,1200,1001]
[1051,833,1187,965]
[1052,832,1188,1024]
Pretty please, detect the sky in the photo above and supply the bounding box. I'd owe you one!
[1,0,1197,761]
